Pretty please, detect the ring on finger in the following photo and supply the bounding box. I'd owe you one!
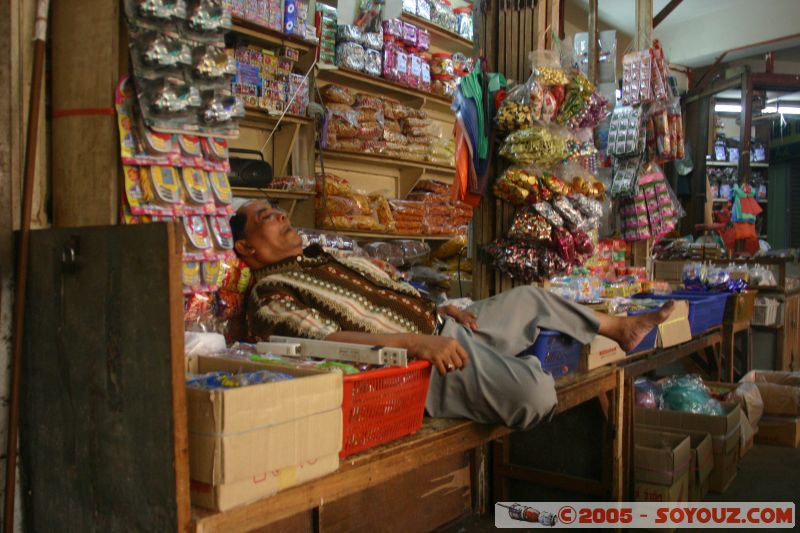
[446,363,455,371]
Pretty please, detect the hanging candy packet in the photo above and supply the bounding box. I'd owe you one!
[508,207,551,243]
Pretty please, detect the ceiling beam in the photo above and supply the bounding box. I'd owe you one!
[653,0,683,28]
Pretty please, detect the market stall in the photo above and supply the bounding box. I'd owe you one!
[7,0,800,531]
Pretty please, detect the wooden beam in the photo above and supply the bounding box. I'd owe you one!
[738,73,753,185]
[588,0,599,84]
[635,0,653,49]
[653,0,683,28]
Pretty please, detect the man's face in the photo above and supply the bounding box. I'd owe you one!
[234,200,304,268]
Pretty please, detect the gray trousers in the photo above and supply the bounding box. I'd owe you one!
[425,286,600,431]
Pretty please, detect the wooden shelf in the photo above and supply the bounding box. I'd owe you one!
[321,149,454,174]
[324,229,457,241]
[399,12,475,55]
[712,198,730,203]
[231,187,314,200]
[241,107,312,128]
[706,160,769,168]
[316,66,453,110]
[231,17,317,54]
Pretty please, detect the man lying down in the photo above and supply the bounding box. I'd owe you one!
[231,200,674,431]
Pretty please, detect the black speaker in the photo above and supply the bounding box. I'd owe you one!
[228,148,273,188]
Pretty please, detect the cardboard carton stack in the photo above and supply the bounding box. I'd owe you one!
[705,380,764,457]
[186,356,343,511]
[633,428,691,502]
[636,402,742,494]
[742,371,800,448]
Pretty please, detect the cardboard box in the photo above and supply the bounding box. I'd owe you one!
[191,453,340,511]
[657,300,692,348]
[756,415,800,448]
[187,356,343,485]
[635,403,741,494]
[634,428,691,486]
[709,442,738,493]
[653,260,686,284]
[705,380,763,431]
[634,472,689,502]
[638,426,713,502]
[582,335,627,371]
[739,371,800,417]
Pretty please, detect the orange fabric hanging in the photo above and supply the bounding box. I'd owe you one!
[452,120,481,207]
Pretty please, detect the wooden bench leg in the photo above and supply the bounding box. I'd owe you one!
[492,438,510,503]
[612,369,624,501]
[723,323,735,382]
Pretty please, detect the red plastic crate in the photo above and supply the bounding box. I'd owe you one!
[340,360,431,458]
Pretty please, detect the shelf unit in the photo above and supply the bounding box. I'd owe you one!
[705,160,769,168]
[321,229,457,242]
[399,12,475,55]
[316,66,453,111]
[230,18,317,54]
[321,149,455,198]
[231,187,314,219]
[227,20,317,179]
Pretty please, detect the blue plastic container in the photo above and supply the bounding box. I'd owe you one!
[521,329,582,379]
[627,309,658,354]
[635,292,728,336]
[670,290,730,332]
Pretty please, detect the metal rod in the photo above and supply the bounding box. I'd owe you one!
[4,2,49,530]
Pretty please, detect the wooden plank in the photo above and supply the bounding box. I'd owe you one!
[0,0,12,274]
[622,331,723,378]
[273,123,301,176]
[536,0,547,50]
[168,225,192,531]
[497,5,506,77]
[52,0,121,227]
[549,0,563,45]
[319,452,471,533]
[509,7,519,79]
[192,420,512,533]
[483,0,498,73]
[524,6,534,70]
[21,224,189,532]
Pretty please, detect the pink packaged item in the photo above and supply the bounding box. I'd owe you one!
[416,28,430,50]
[402,22,417,47]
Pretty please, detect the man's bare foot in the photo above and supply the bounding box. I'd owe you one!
[595,301,678,352]
[615,301,676,352]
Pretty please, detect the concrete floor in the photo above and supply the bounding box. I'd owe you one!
[451,442,800,532]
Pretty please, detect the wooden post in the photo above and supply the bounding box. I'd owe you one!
[738,72,753,185]
[632,0,653,273]
[588,0,599,85]
[635,0,653,49]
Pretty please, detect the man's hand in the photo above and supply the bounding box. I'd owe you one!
[438,304,479,331]
[325,330,469,376]
[404,334,469,376]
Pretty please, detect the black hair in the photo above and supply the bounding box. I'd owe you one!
[230,211,247,243]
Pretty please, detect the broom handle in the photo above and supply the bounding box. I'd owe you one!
[4,2,49,530]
